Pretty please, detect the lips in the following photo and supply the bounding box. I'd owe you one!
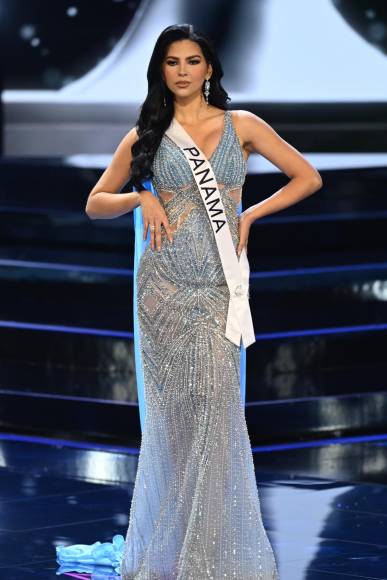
[176,82,190,87]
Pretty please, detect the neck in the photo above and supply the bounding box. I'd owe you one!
[173,94,210,124]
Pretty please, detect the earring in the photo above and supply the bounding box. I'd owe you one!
[163,96,166,107]
[204,78,210,105]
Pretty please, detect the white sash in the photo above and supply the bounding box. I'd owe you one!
[165,116,256,349]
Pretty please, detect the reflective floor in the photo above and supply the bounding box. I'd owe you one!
[1,433,387,579]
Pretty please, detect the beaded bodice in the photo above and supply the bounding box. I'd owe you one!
[151,110,247,247]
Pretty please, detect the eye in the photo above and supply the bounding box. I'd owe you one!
[166,59,201,66]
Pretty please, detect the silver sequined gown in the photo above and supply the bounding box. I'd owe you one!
[120,110,279,580]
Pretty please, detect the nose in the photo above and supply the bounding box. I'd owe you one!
[178,66,188,76]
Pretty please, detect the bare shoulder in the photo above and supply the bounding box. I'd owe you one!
[230,109,268,126]
[227,109,265,159]
[229,109,322,183]
[120,125,140,149]
[110,125,140,165]
[88,126,140,196]
[229,110,273,150]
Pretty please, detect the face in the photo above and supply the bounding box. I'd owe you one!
[161,39,212,99]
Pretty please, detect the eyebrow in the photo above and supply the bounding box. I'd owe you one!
[165,54,202,60]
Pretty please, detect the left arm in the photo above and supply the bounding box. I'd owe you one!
[235,110,323,255]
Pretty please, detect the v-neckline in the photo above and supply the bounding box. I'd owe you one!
[173,111,228,162]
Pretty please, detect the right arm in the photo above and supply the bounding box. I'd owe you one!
[85,126,144,220]
[85,127,173,250]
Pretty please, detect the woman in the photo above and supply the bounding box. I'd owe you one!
[56,23,322,579]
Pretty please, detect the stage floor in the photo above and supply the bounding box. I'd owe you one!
[0,432,386,579]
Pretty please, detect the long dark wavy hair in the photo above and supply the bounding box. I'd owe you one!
[127,23,231,192]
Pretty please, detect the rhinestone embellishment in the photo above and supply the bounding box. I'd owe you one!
[233,283,248,297]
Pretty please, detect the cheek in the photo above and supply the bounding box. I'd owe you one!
[191,65,207,82]
[162,67,172,82]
